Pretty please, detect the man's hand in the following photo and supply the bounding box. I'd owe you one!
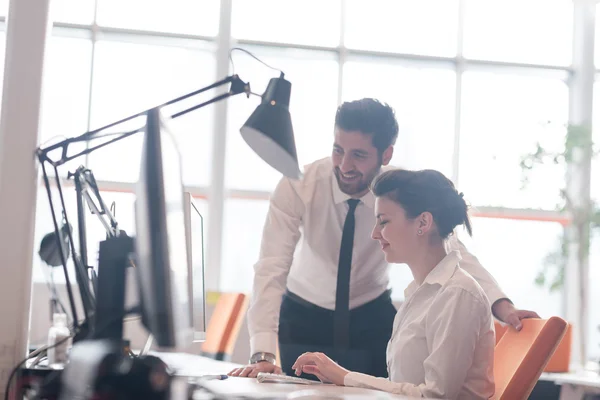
[291,352,350,386]
[492,299,540,331]
[227,362,282,378]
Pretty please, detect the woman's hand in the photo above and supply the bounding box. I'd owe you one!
[291,352,350,386]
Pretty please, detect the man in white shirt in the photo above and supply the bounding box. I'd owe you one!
[228,98,538,379]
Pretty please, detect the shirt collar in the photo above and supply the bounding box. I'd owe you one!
[403,250,462,298]
[331,171,375,209]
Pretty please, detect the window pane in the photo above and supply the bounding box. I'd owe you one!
[39,36,92,172]
[344,0,458,57]
[232,0,341,47]
[463,0,572,66]
[342,60,456,178]
[457,217,564,319]
[591,83,600,201]
[0,0,94,23]
[220,198,269,293]
[588,241,600,361]
[596,4,600,68]
[0,31,5,112]
[96,0,220,36]
[51,0,95,24]
[226,47,339,191]
[88,40,215,185]
[459,71,568,209]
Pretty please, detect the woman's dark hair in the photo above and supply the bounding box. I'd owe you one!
[334,98,399,154]
[371,169,472,239]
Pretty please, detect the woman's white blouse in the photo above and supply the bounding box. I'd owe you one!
[344,251,495,399]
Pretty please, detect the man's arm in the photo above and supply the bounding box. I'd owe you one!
[446,235,540,329]
[229,176,304,377]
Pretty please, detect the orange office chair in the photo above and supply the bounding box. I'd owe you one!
[494,321,508,345]
[544,323,572,372]
[201,292,249,361]
[493,317,568,400]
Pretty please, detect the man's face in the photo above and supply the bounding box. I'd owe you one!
[331,128,393,197]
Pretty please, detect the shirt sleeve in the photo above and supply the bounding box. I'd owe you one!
[344,288,492,398]
[247,176,305,357]
[446,235,507,307]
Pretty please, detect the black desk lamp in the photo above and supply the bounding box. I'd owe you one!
[36,62,301,337]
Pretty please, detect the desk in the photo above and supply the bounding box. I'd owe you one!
[156,352,418,399]
[540,371,600,400]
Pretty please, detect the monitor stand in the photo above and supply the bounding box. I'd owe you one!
[41,235,182,400]
[141,334,154,356]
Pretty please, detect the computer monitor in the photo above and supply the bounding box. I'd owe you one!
[134,107,193,349]
[183,192,206,342]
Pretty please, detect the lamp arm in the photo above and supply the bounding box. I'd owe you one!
[72,167,120,237]
[36,74,250,166]
[39,161,81,329]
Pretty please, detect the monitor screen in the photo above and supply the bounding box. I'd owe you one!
[134,107,193,349]
[184,192,206,342]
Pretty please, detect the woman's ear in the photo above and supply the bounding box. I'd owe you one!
[418,212,434,234]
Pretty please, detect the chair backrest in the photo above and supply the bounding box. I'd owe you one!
[201,292,249,361]
[493,317,568,400]
[494,321,508,345]
[544,323,572,372]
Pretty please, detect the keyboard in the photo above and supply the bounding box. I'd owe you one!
[256,372,324,385]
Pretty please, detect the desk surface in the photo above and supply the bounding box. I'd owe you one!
[540,371,600,389]
[156,352,418,399]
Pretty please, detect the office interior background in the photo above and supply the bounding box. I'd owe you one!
[1,0,599,364]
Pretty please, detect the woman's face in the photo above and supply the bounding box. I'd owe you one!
[372,196,421,264]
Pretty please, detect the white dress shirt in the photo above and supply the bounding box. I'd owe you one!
[344,251,496,399]
[248,157,507,356]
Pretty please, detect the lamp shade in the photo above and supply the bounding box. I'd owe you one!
[240,76,301,179]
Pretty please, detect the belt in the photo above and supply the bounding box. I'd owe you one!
[284,289,392,312]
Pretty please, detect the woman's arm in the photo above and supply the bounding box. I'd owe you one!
[296,287,493,399]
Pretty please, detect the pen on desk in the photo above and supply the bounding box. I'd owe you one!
[199,374,228,380]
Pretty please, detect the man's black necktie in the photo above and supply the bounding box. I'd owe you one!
[334,198,360,350]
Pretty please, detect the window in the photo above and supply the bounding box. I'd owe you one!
[344,0,459,57]
[0,0,95,24]
[231,0,341,47]
[588,240,600,360]
[226,47,339,191]
[220,198,269,292]
[39,36,93,175]
[51,0,95,25]
[459,71,568,209]
[463,0,573,66]
[87,39,216,185]
[342,59,456,177]
[456,217,564,319]
[590,83,600,202]
[0,31,5,111]
[96,0,220,36]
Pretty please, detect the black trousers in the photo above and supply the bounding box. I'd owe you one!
[278,289,397,379]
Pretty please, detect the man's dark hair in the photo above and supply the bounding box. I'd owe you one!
[334,98,399,153]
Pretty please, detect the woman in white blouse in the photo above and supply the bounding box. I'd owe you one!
[292,168,495,399]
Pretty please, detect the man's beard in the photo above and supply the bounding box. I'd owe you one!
[334,166,381,196]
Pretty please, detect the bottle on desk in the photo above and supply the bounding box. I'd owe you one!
[47,313,71,368]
